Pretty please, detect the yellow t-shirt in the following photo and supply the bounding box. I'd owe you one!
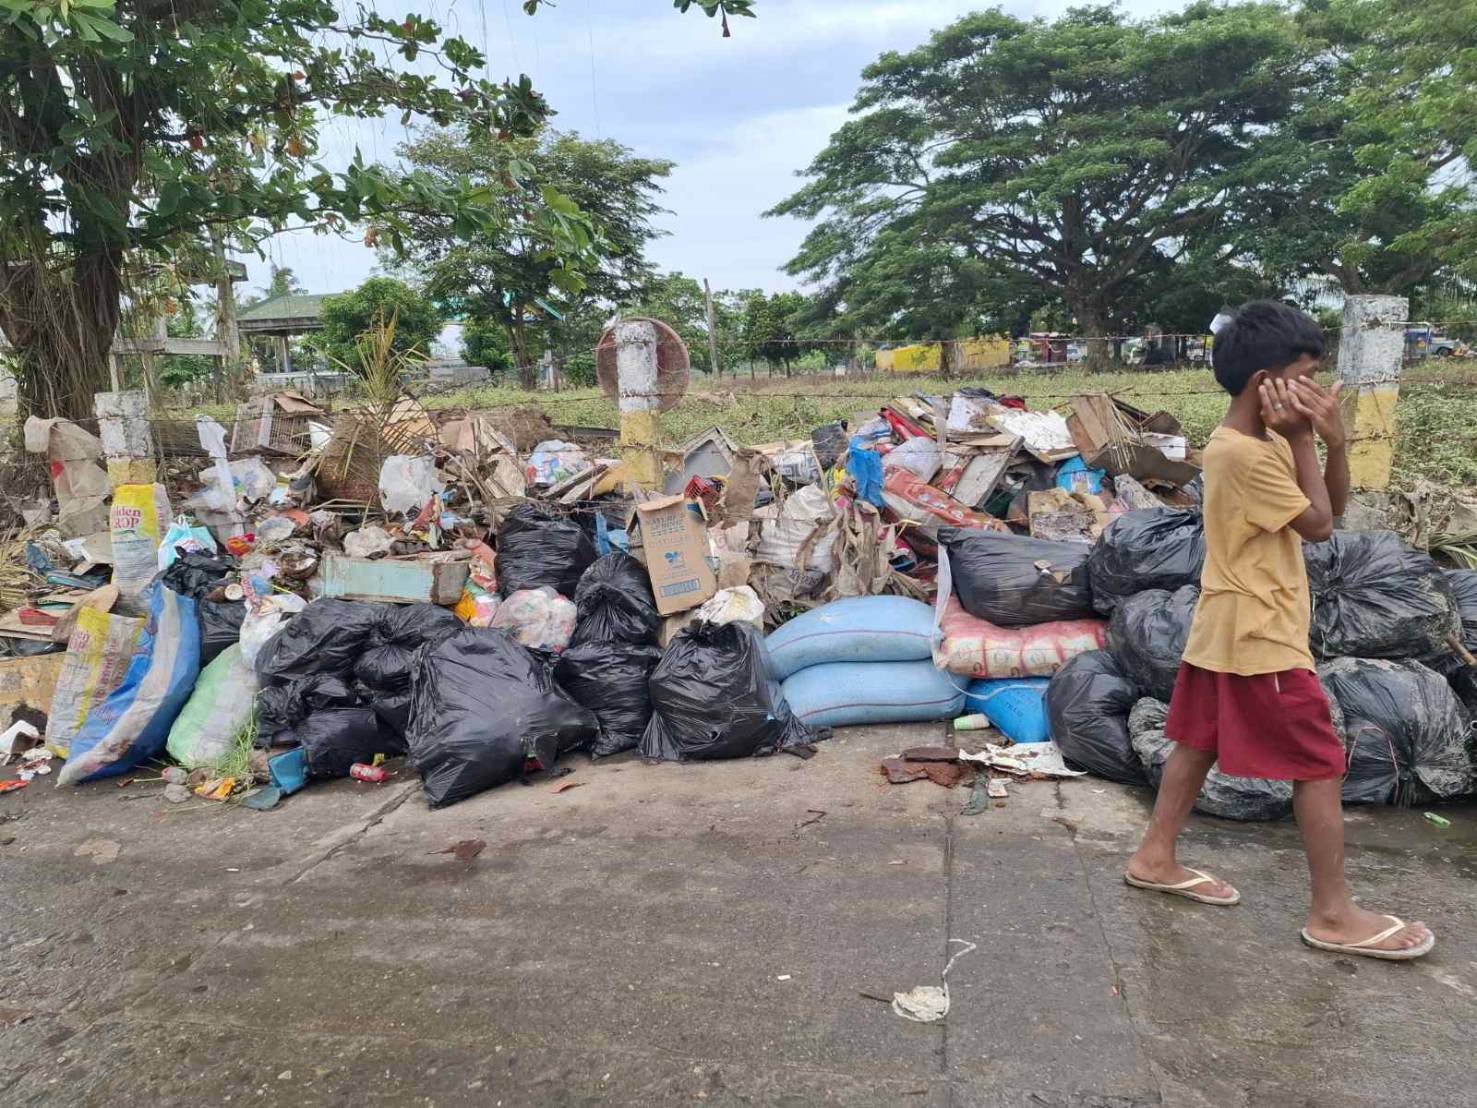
[1181,426,1315,675]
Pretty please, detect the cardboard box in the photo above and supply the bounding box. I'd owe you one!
[634,495,718,615]
[0,652,67,719]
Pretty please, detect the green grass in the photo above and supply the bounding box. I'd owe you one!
[158,361,1477,486]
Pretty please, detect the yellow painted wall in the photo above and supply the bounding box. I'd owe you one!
[877,337,1010,374]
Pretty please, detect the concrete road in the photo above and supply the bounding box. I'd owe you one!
[2,723,1473,1107]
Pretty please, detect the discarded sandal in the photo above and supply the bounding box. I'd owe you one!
[1124,867,1241,906]
[1300,916,1435,961]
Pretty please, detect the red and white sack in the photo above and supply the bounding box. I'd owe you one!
[934,596,1106,679]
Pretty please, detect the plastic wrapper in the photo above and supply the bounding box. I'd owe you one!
[1044,650,1146,785]
[1087,509,1205,614]
[1318,657,1473,806]
[409,628,598,808]
[1105,585,1199,700]
[491,587,577,653]
[554,639,664,757]
[935,597,1106,679]
[641,622,817,762]
[570,552,659,646]
[940,529,1095,628]
[495,504,597,600]
[57,583,201,786]
[1129,698,1293,822]
[1306,532,1461,661]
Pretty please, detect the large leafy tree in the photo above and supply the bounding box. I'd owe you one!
[0,0,755,417]
[313,276,441,369]
[1239,0,1477,296]
[393,127,673,387]
[771,4,1306,362]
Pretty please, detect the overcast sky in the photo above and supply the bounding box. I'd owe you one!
[245,0,1174,303]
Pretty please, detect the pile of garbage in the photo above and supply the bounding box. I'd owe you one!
[1,383,1472,822]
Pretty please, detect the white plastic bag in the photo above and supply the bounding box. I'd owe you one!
[240,593,308,668]
[694,586,765,630]
[379,455,443,516]
[756,484,838,573]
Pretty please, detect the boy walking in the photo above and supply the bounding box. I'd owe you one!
[1125,300,1434,961]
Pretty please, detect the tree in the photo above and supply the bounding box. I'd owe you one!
[314,278,442,370]
[741,290,814,374]
[1235,0,1477,296]
[392,128,674,387]
[770,4,1307,364]
[460,315,512,373]
[249,266,307,307]
[0,0,756,418]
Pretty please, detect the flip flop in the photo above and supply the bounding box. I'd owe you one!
[1123,867,1240,906]
[1300,915,1435,961]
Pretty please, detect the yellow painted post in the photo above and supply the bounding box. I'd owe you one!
[616,319,663,488]
[1335,294,1406,491]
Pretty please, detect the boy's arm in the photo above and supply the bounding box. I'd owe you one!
[1260,378,1334,541]
[1288,378,1349,517]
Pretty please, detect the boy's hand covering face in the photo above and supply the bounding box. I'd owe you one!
[1286,377,1346,449]
[1258,375,1313,439]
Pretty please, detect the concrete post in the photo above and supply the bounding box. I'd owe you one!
[616,319,663,488]
[1336,294,1406,491]
[95,389,156,485]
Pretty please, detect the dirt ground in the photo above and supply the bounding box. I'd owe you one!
[3,722,1474,1107]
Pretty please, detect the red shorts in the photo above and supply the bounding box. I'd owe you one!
[1166,662,1344,781]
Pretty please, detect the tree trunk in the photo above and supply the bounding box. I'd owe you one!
[939,340,955,380]
[1073,296,1110,372]
[1,252,123,420]
[510,315,534,390]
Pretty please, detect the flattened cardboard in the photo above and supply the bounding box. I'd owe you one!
[634,495,718,615]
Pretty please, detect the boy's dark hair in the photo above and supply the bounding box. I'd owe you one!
[1211,300,1325,396]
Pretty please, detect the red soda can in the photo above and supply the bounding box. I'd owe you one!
[349,763,390,783]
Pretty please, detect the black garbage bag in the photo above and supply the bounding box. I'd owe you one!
[641,622,816,761]
[495,504,597,599]
[570,552,660,647]
[940,529,1095,627]
[1045,650,1146,785]
[1448,569,1477,654]
[296,708,395,779]
[1305,532,1461,661]
[160,550,239,599]
[1106,585,1199,701]
[1448,665,1477,720]
[255,599,387,681]
[198,599,246,668]
[1318,657,1474,805]
[1088,509,1205,615]
[353,605,462,693]
[256,601,462,756]
[409,628,599,809]
[555,639,664,757]
[1129,699,1293,821]
[257,674,363,747]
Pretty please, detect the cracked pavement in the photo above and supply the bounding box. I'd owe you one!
[2,723,1473,1107]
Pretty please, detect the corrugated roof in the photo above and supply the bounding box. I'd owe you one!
[237,292,330,323]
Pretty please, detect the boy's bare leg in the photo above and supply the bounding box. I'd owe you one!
[1126,745,1236,897]
[1294,778,1432,951]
